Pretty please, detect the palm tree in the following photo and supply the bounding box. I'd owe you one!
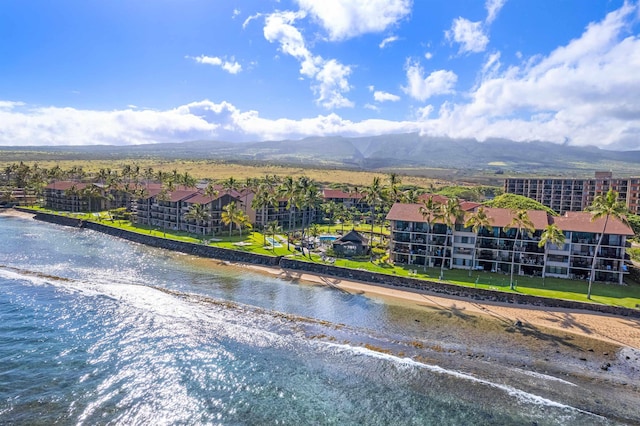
[132,185,149,224]
[437,198,464,280]
[121,164,132,183]
[464,206,493,277]
[278,176,299,250]
[203,182,220,235]
[143,167,154,185]
[184,203,211,237]
[104,172,121,210]
[419,196,441,270]
[504,209,535,290]
[170,169,180,187]
[221,176,238,195]
[64,184,81,212]
[333,203,350,234]
[97,168,111,187]
[309,223,321,240]
[298,177,321,249]
[48,165,65,204]
[387,173,402,204]
[235,211,252,237]
[322,200,338,224]
[362,177,389,261]
[585,189,629,299]
[278,176,297,232]
[265,220,281,252]
[537,223,566,284]
[221,201,242,236]
[401,188,420,204]
[241,177,258,213]
[251,183,275,230]
[156,188,171,237]
[82,184,103,213]
[181,171,197,188]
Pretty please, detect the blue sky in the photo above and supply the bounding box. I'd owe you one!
[1,0,639,149]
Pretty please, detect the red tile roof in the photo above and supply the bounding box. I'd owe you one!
[185,192,224,205]
[552,211,633,236]
[417,193,448,204]
[416,195,479,211]
[460,201,482,211]
[323,189,362,199]
[167,190,199,202]
[386,203,634,236]
[386,203,430,222]
[45,181,89,191]
[480,208,549,229]
[387,202,487,223]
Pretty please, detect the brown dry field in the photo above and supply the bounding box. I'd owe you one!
[4,159,455,187]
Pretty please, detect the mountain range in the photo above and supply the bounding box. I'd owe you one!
[3,133,640,176]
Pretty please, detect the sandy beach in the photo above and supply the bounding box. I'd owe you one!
[239,261,640,350]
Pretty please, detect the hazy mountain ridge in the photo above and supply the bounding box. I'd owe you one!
[3,133,640,174]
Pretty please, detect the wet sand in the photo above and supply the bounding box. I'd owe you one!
[237,262,640,350]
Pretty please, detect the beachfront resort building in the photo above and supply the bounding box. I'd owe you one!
[322,189,369,213]
[43,181,256,236]
[44,181,132,212]
[504,172,640,215]
[386,203,633,284]
[133,184,254,235]
[252,189,370,231]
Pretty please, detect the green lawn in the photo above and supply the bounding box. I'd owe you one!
[300,255,640,309]
[19,207,640,310]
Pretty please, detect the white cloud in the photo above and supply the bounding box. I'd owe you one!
[379,35,399,49]
[485,0,506,25]
[0,101,25,110]
[364,103,380,111]
[314,60,354,108]
[416,105,434,121]
[431,2,640,148]
[232,9,241,19]
[446,18,489,54]
[189,55,242,74]
[373,90,400,102]
[243,13,262,29]
[402,61,457,101]
[481,51,501,78]
[444,1,504,56]
[0,99,423,146]
[424,52,433,60]
[263,10,353,108]
[296,0,411,41]
[264,11,319,78]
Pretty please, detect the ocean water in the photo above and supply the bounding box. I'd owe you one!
[0,214,627,425]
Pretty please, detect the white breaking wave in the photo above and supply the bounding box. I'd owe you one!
[324,342,603,419]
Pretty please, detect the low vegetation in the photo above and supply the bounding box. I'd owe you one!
[483,193,559,215]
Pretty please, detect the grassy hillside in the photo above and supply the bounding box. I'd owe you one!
[3,132,640,183]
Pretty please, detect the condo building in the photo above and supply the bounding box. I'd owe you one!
[387,203,633,284]
[504,172,640,214]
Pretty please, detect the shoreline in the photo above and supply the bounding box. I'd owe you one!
[231,260,640,350]
[5,208,640,349]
